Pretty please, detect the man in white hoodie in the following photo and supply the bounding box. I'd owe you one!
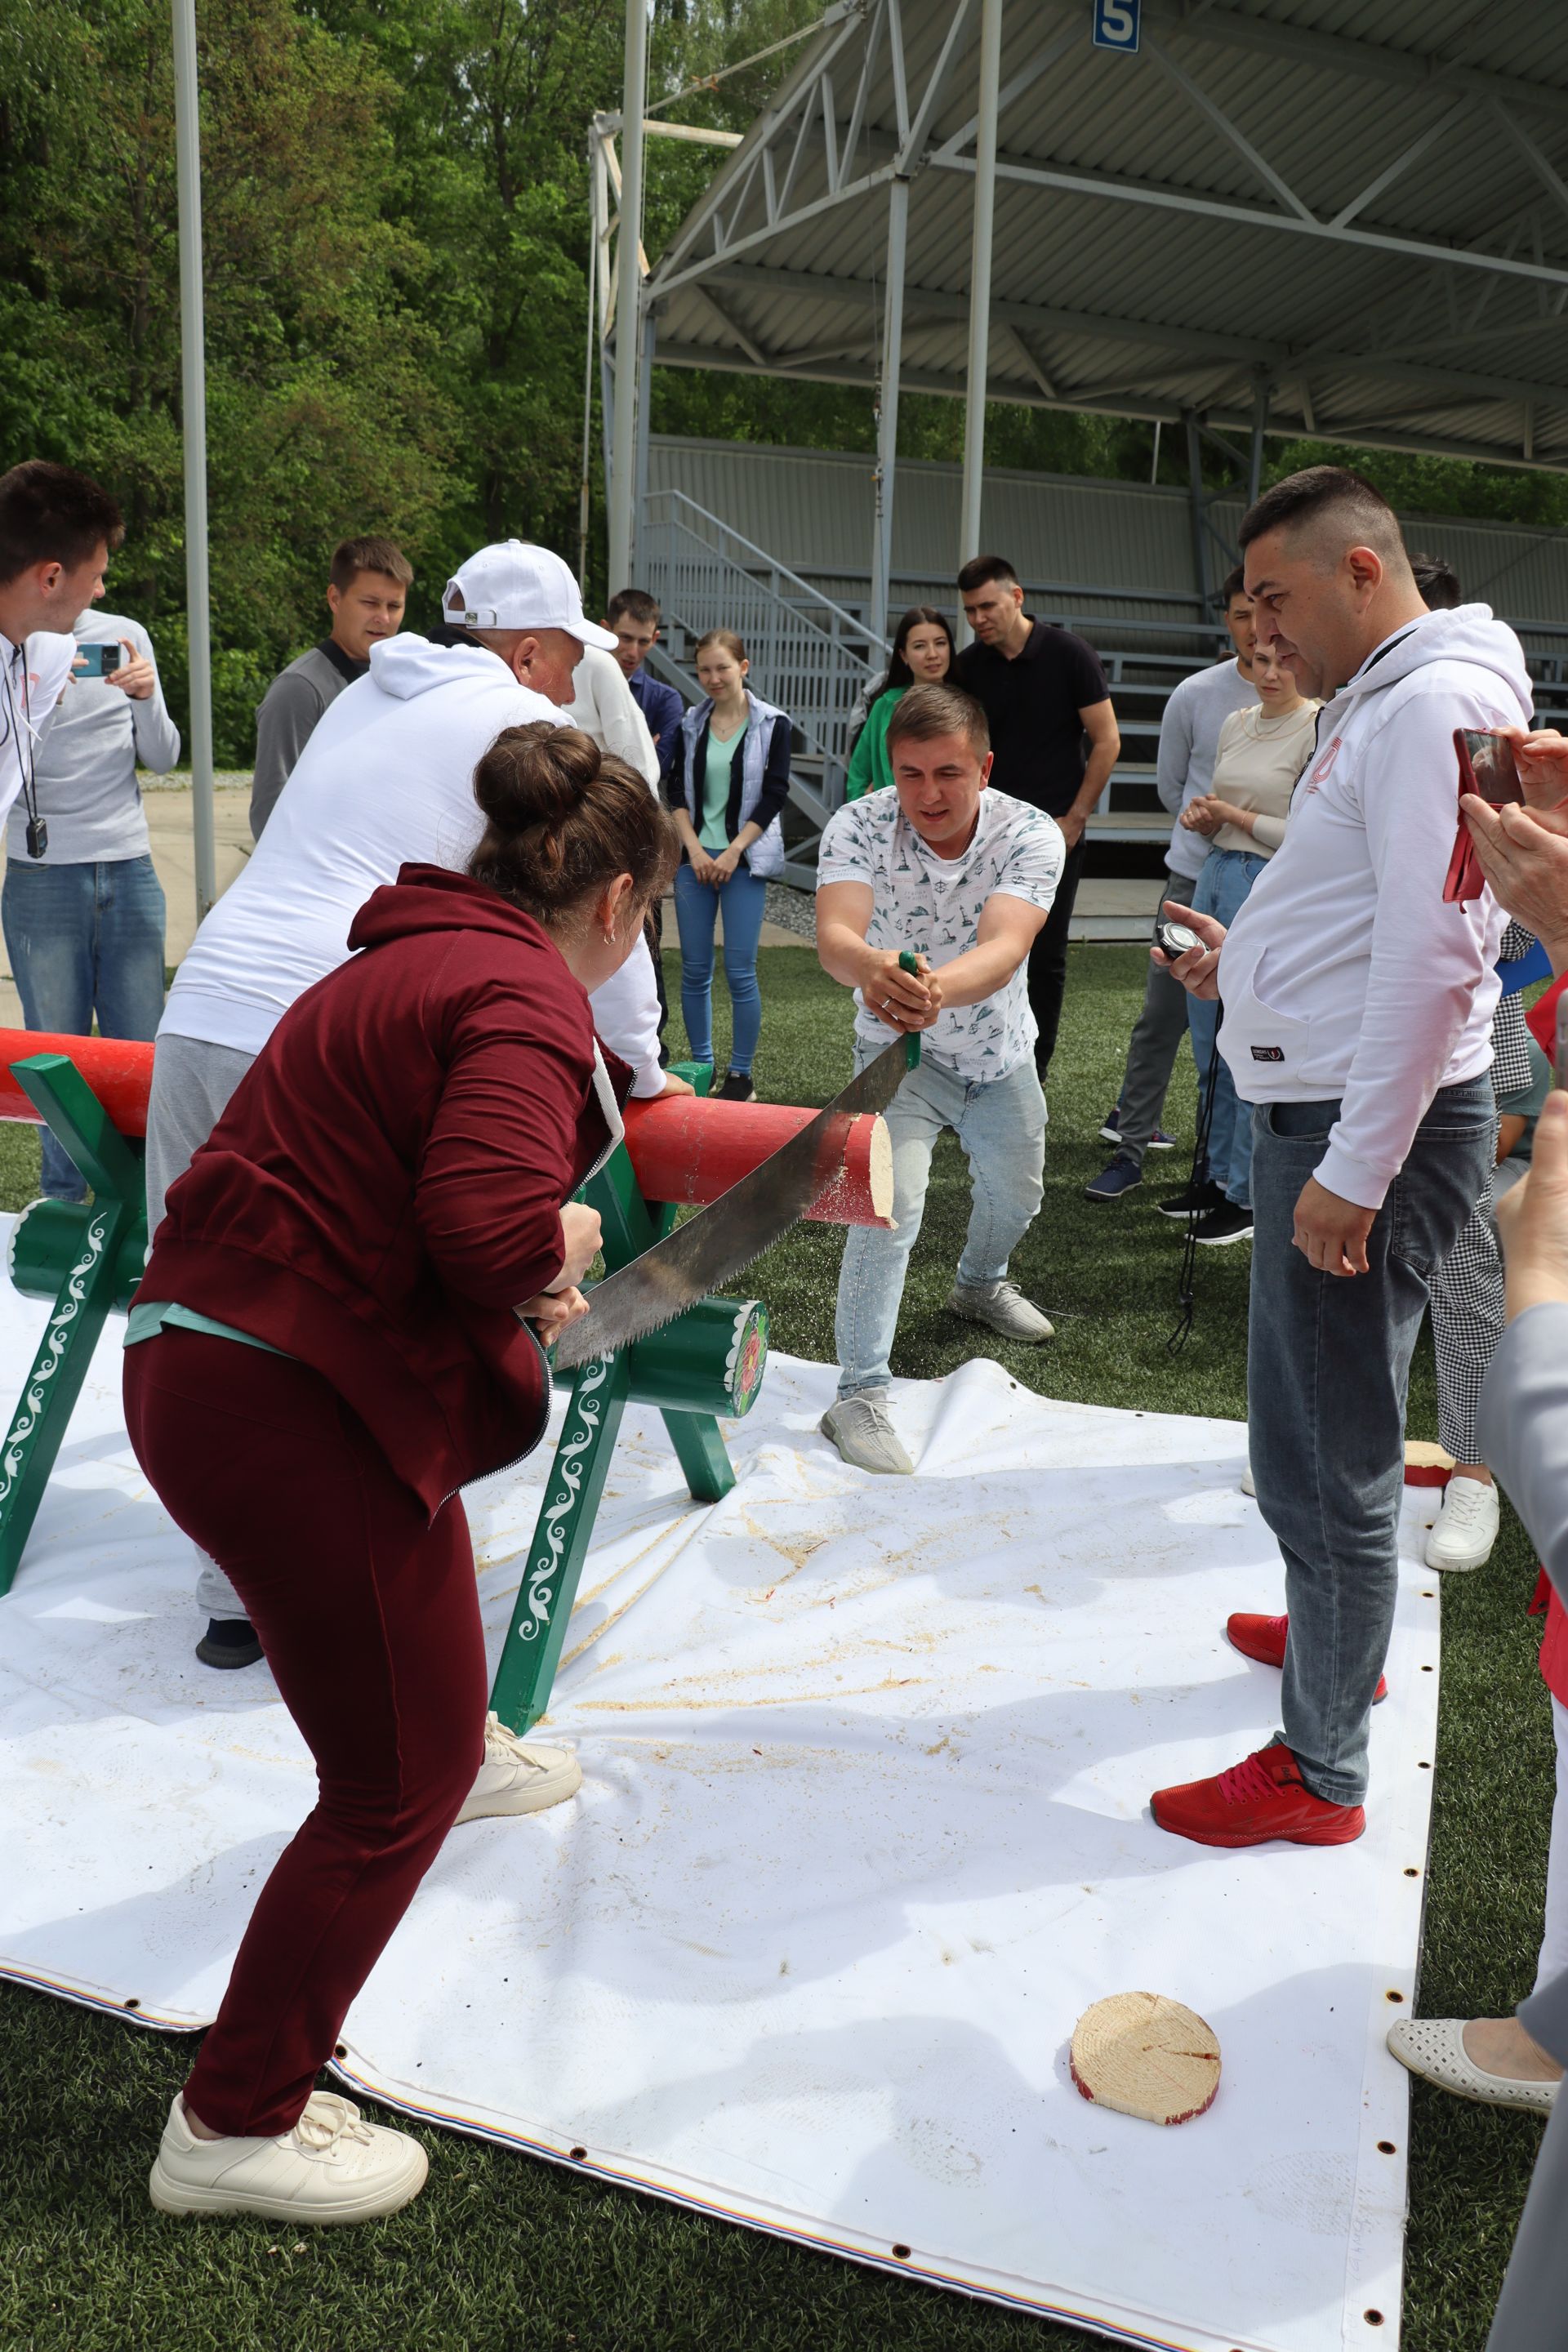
[1152,466,1529,1851]
[151,541,683,1719]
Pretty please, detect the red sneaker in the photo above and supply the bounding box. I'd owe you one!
[1227,1612,1388,1704]
[1151,1743,1365,1848]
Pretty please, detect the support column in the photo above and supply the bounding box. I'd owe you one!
[634,303,657,586]
[1183,409,1209,612]
[1246,372,1272,510]
[870,176,910,650]
[171,0,216,924]
[608,0,648,595]
[958,0,1003,597]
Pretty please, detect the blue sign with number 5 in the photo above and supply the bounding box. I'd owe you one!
[1092,0,1140,52]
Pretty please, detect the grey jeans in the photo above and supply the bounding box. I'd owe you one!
[145,1030,257,1624]
[1113,866,1202,1165]
[1247,1079,1497,1806]
[1488,1965,1568,2349]
[835,1047,1046,1395]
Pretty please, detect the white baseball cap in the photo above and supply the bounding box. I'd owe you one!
[440,540,618,651]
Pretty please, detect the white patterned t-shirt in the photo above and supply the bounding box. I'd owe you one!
[817,786,1064,1081]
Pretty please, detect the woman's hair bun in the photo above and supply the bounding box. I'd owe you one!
[473,722,599,835]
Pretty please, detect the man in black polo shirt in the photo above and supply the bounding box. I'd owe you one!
[955,555,1120,1076]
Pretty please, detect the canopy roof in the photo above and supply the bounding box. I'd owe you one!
[644,0,1568,474]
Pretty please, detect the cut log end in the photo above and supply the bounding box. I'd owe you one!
[866,1112,893,1223]
[1405,1440,1455,1490]
[1069,1992,1221,2127]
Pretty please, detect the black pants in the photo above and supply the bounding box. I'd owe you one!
[645,910,670,1063]
[1027,831,1089,1075]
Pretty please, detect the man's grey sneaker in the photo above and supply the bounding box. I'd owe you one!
[149,2091,428,2225]
[453,1712,582,1824]
[820,1392,915,1475]
[947,1279,1054,1343]
[1085,1154,1143,1204]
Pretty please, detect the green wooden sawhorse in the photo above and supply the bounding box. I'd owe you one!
[488,1067,768,1731]
[0,1054,148,1596]
[0,1051,772,1739]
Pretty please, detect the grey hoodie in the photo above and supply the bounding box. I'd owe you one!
[1216,603,1533,1209]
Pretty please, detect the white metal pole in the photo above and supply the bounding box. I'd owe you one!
[172,0,216,923]
[870,176,909,650]
[958,0,1002,599]
[634,303,657,581]
[608,0,648,595]
[579,136,599,584]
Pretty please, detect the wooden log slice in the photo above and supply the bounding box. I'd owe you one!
[1404,1439,1455,1489]
[1070,1991,1221,2126]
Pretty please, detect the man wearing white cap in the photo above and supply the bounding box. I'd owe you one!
[148,542,685,1764]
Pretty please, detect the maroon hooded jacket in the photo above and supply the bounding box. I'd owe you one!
[142,864,630,1514]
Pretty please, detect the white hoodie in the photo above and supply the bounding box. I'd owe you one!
[1216,604,1532,1210]
[162,634,666,1094]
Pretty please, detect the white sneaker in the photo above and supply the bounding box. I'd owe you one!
[947,1278,1054,1343]
[453,1712,582,1824]
[149,2090,428,2223]
[1239,1461,1255,1498]
[1424,1473,1500,1573]
[820,1391,915,1475]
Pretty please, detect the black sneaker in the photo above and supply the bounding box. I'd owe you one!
[715,1070,755,1102]
[1156,1176,1224,1220]
[1191,1201,1254,1247]
[195,1617,264,1669]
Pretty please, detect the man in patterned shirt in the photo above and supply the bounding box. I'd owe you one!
[815,682,1065,1473]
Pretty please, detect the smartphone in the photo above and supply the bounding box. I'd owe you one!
[74,643,121,679]
[1454,728,1524,804]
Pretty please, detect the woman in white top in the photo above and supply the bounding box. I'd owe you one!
[1176,643,1321,1241]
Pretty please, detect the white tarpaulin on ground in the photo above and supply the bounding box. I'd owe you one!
[0,1290,1438,2351]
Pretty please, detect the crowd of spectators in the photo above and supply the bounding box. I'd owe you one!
[9,450,1568,2336]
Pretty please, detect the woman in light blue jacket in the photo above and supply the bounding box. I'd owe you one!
[666,629,791,1102]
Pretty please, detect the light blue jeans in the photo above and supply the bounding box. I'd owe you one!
[1187,847,1267,1208]
[2,853,167,1200]
[835,1045,1046,1396]
[672,860,768,1074]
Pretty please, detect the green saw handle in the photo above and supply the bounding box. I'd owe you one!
[899,950,924,1069]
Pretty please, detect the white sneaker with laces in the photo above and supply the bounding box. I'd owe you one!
[1423,1473,1500,1572]
[454,1712,582,1824]
[947,1278,1054,1343]
[149,2090,428,2223]
[819,1391,915,1475]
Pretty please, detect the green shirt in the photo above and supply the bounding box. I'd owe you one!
[700,720,745,851]
[124,1300,288,1358]
[844,689,903,800]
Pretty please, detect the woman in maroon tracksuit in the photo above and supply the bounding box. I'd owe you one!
[127,723,678,2226]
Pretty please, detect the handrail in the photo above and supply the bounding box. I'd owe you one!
[645,489,888,651]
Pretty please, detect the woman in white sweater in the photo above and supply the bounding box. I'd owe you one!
[1176,643,1321,1244]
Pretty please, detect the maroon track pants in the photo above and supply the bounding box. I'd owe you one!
[124,1330,487,2139]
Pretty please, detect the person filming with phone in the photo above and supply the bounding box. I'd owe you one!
[1152,466,1530,1855]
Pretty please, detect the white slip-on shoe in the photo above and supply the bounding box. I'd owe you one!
[1240,1461,1256,1497]
[1423,1473,1501,1572]
[1387,2019,1558,2114]
[453,1712,582,1824]
[149,2090,428,2223]
[947,1279,1054,1343]
[819,1391,915,1475]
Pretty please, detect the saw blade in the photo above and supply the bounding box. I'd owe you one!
[552,1032,915,1370]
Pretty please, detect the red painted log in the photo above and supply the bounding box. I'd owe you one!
[0,1031,894,1228]
[622,1095,893,1227]
[0,1031,154,1136]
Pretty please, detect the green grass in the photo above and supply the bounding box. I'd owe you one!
[0,947,1552,2351]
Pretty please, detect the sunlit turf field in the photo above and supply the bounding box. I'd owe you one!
[0,942,1551,2351]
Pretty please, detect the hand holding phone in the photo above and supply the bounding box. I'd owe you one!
[72,643,122,681]
[1455,728,1525,806]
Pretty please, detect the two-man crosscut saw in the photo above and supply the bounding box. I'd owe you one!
[554,956,925,1370]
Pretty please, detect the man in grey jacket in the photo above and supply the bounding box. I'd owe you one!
[250,537,411,838]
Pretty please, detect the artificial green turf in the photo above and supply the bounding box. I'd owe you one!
[0,946,1551,2352]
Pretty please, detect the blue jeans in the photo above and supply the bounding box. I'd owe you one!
[1188,848,1267,1207]
[2,854,167,1200]
[672,860,768,1074]
[835,1048,1045,1395]
[1248,1078,1496,1805]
